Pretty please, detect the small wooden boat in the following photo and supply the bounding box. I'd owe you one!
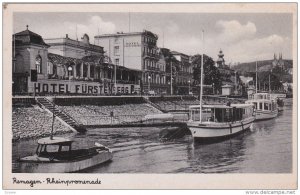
[18,136,113,173]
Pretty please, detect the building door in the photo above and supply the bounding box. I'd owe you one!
[13,73,28,95]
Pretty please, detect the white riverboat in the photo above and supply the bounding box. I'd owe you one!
[186,30,255,143]
[187,104,255,142]
[246,93,278,120]
[18,137,113,173]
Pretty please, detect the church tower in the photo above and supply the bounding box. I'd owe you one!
[272,53,278,67]
[216,49,225,68]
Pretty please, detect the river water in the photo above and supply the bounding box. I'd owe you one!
[12,99,293,173]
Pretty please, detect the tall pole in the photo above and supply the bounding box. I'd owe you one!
[98,27,100,45]
[148,75,150,93]
[114,64,117,95]
[76,25,78,41]
[269,73,271,93]
[13,32,16,73]
[170,61,173,95]
[199,30,204,122]
[162,30,165,48]
[128,12,131,32]
[235,71,237,94]
[255,61,258,93]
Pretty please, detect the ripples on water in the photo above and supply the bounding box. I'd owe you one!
[12,99,293,173]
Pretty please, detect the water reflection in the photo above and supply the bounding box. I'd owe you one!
[184,132,250,173]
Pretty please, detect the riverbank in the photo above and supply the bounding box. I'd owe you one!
[12,96,164,141]
[12,105,73,142]
[11,95,271,142]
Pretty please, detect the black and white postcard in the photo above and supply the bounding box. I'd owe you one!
[2,3,297,190]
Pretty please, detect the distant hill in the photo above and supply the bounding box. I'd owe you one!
[232,59,293,74]
[232,59,293,83]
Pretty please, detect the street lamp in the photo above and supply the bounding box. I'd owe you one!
[148,75,151,94]
[67,66,73,94]
[188,80,191,95]
[68,66,73,78]
[212,83,215,95]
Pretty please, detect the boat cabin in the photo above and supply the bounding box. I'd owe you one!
[247,99,277,112]
[35,137,74,159]
[249,93,271,100]
[189,104,254,123]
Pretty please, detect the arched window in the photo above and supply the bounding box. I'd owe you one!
[35,55,42,74]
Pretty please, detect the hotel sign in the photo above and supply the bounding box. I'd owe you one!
[28,80,140,95]
[125,42,140,47]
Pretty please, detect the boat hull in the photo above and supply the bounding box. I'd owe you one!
[19,151,113,173]
[187,117,254,142]
[255,110,278,121]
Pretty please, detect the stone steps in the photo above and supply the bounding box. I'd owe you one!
[36,97,87,133]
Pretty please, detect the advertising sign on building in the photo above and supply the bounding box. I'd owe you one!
[28,80,140,95]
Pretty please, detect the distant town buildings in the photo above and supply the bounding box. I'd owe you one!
[170,51,194,94]
[13,25,289,97]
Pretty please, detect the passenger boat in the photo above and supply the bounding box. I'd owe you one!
[245,93,278,121]
[187,104,255,142]
[186,30,255,143]
[18,136,113,173]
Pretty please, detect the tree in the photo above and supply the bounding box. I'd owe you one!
[258,71,283,91]
[192,54,222,94]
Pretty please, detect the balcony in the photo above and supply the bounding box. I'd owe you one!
[143,51,160,59]
[146,66,161,72]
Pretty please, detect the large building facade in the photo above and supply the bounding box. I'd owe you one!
[13,26,141,95]
[170,51,194,94]
[94,30,168,94]
[12,27,194,96]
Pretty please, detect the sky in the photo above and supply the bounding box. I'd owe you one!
[14,12,293,64]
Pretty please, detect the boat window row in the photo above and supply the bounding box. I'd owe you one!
[189,107,254,123]
[252,101,277,111]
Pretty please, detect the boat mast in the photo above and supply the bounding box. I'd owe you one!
[256,61,258,93]
[269,73,271,93]
[199,30,204,123]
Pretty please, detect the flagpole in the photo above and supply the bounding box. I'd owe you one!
[256,61,258,93]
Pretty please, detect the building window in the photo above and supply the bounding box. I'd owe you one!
[35,55,42,74]
[115,59,120,66]
[114,46,120,55]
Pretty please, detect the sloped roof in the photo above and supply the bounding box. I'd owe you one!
[14,29,49,47]
[81,55,104,64]
[48,53,82,65]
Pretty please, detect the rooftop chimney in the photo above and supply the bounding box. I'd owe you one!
[66,34,69,38]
